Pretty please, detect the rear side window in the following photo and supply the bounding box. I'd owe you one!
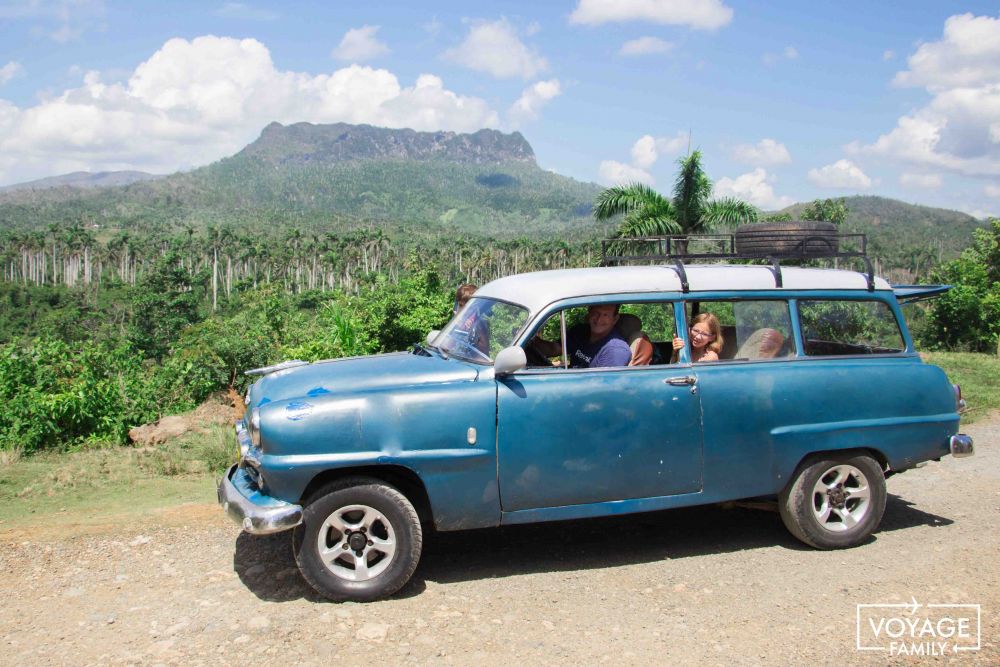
[799,300,904,356]
[684,300,794,361]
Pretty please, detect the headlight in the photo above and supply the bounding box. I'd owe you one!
[249,407,261,448]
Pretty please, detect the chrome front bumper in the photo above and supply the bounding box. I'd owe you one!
[950,434,974,458]
[217,464,303,535]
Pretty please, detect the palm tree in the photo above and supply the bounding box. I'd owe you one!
[594,150,759,256]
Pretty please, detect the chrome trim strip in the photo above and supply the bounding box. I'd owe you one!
[217,464,303,535]
[950,434,974,458]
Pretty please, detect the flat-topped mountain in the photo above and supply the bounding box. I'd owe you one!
[0,124,986,253]
[239,122,536,166]
[0,123,599,238]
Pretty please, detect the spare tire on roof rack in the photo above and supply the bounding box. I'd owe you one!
[734,221,839,258]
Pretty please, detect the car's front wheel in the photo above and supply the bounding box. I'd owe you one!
[779,453,886,549]
[293,477,422,601]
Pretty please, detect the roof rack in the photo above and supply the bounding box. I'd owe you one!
[600,232,875,292]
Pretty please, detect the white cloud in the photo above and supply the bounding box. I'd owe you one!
[959,206,994,220]
[0,35,502,186]
[985,184,1000,198]
[807,159,873,189]
[442,18,547,79]
[714,168,794,209]
[731,138,791,166]
[899,172,943,189]
[214,3,279,21]
[507,79,561,126]
[598,159,654,186]
[597,132,685,186]
[883,49,895,61]
[853,13,1000,178]
[331,25,390,62]
[619,36,674,56]
[629,133,687,168]
[762,46,798,66]
[570,0,733,30]
[0,61,23,85]
[893,13,1000,91]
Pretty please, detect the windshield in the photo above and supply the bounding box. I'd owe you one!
[435,297,530,364]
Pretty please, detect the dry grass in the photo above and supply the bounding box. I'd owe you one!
[0,426,236,528]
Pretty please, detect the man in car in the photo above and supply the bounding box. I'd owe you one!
[531,304,632,368]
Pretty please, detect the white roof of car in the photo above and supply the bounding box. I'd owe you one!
[476,265,892,314]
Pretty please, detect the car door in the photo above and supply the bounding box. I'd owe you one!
[496,304,704,512]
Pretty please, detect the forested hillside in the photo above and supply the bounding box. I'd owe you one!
[0,122,602,238]
[0,170,162,193]
[777,196,984,277]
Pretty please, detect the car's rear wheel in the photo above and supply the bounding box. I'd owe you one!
[779,453,886,549]
[293,477,422,601]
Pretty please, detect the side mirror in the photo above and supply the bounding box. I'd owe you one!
[493,346,527,376]
[426,330,440,346]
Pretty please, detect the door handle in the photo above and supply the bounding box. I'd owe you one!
[665,375,697,386]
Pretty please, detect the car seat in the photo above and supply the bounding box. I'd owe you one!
[616,313,653,366]
[736,328,787,360]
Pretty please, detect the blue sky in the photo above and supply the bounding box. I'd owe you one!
[1,1,998,218]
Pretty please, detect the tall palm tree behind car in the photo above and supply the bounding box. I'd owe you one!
[594,150,759,253]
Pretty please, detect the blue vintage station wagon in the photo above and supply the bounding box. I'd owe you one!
[219,245,973,601]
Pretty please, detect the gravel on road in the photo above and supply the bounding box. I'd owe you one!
[2,416,998,666]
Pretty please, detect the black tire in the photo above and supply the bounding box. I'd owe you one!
[779,453,886,549]
[735,221,839,257]
[293,477,422,602]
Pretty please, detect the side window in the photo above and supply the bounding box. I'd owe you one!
[526,302,676,369]
[799,300,904,356]
[685,300,793,361]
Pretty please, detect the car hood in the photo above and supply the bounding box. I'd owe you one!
[248,351,481,408]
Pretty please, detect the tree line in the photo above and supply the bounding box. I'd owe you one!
[0,224,598,307]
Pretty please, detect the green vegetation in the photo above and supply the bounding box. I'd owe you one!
[0,135,602,240]
[921,219,1000,353]
[594,150,758,238]
[925,352,1000,424]
[0,124,992,459]
[0,262,459,453]
[777,195,985,282]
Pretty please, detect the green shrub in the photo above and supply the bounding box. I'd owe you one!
[926,220,1000,352]
[0,338,157,452]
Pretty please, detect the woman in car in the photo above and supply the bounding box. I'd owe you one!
[673,312,723,362]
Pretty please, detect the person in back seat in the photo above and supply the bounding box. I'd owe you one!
[673,312,723,362]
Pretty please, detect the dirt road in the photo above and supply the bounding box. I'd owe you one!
[2,416,998,665]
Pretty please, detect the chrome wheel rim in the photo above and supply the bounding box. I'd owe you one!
[316,504,397,581]
[810,464,871,532]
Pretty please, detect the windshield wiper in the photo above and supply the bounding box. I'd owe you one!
[414,342,448,359]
